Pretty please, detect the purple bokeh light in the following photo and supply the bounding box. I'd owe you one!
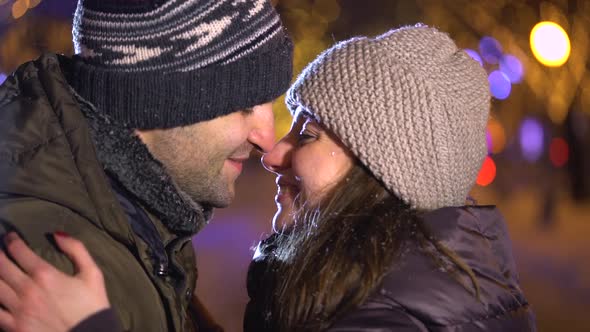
[500,54,524,83]
[488,70,511,100]
[0,73,6,85]
[479,36,503,64]
[464,49,484,66]
[519,118,545,162]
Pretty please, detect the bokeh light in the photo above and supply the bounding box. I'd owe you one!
[499,54,524,83]
[487,118,506,154]
[519,118,545,162]
[476,156,496,186]
[0,73,6,85]
[9,0,45,20]
[479,36,503,64]
[488,70,512,100]
[464,49,483,66]
[530,21,571,67]
[12,0,28,19]
[549,137,569,167]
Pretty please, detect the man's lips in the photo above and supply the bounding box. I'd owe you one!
[227,156,248,172]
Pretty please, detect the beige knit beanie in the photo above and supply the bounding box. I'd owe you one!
[286,24,491,210]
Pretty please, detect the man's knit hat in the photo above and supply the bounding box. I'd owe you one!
[69,0,293,129]
[286,25,490,210]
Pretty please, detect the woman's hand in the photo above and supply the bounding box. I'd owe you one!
[0,232,110,332]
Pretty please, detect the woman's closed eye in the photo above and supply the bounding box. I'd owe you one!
[297,131,317,145]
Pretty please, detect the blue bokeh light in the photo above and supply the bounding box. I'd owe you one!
[479,37,503,64]
[519,118,545,162]
[464,49,484,66]
[488,71,512,100]
[499,54,524,83]
[0,73,6,85]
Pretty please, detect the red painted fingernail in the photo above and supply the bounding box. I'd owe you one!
[4,232,19,245]
[54,231,70,238]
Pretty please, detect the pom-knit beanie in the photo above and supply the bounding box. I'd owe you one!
[69,0,293,129]
[286,25,490,210]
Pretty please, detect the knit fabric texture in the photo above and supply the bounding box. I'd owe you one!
[286,25,490,210]
[69,0,293,129]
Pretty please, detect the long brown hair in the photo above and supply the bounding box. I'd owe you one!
[257,159,483,331]
[258,161,420,331]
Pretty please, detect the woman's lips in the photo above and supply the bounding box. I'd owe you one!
[275,176,299,203]
[275,185,296,203]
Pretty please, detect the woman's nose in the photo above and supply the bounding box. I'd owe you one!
[261,139,292,174]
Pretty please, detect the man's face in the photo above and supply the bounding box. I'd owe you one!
[137,102,275,208]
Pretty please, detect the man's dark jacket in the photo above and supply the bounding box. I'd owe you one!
[0,53,217,331]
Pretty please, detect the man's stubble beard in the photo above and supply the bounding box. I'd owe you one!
[173,166,233,208]
[166,152,234,209]
[148,137,234,208]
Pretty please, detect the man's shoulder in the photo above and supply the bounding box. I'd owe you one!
[0,195,94,242]
[0,195,96,275]
[0,53,69,100]
[0,53,80,157]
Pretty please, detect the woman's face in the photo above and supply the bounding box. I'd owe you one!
[262,108,354,230]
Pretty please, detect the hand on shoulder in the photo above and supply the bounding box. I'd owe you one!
[0,232,111,332]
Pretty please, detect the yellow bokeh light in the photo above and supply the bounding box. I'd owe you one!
[530,21,571,67]
[12,0,28,19]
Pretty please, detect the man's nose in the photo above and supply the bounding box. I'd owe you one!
[248,103,276,153]
[261,139,292,174]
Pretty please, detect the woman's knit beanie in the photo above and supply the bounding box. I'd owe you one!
[286,24,490,210]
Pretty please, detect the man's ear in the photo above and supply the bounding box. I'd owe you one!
[135,128,163,150]
[133,129,148,143]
